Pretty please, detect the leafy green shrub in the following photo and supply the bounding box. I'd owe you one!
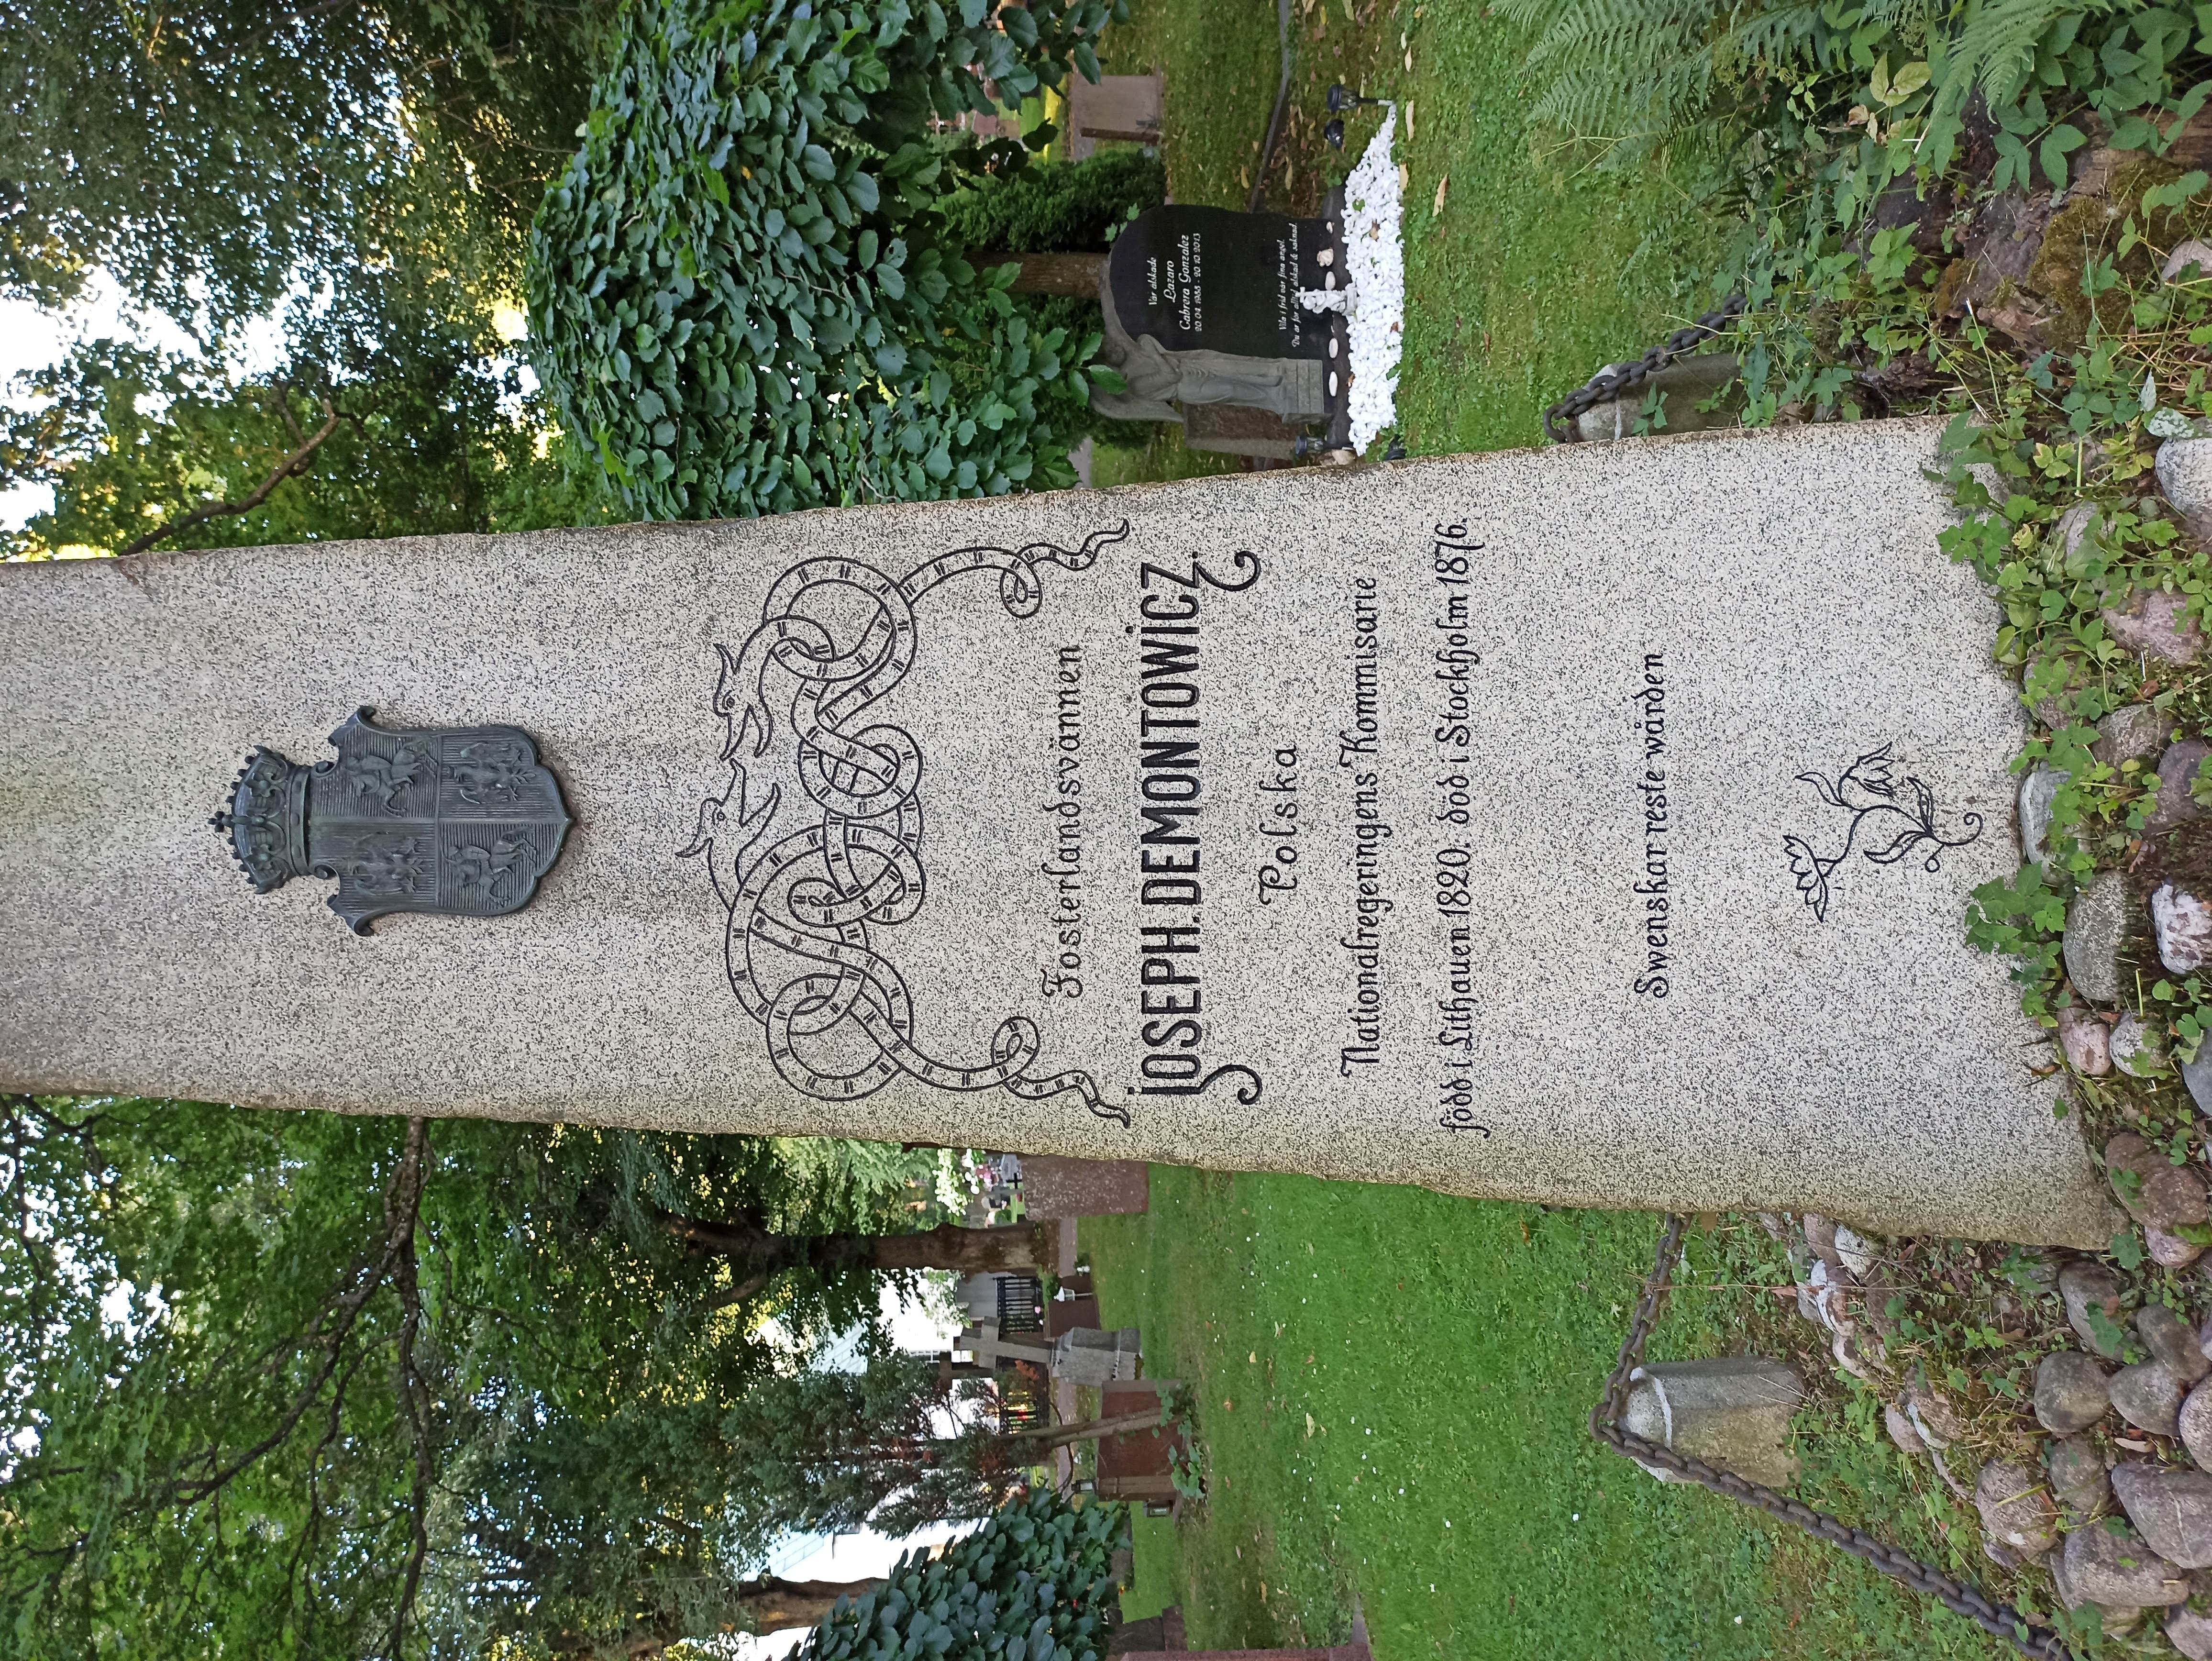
[938,149,1166,252]
[1502,4,2212,279]
[527,0,1128,520]
[800,1492,1124,1661]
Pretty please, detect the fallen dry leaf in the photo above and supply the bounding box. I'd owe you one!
[1433,175,1449,215]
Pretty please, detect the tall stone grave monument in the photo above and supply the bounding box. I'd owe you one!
[0,419,2108,1245]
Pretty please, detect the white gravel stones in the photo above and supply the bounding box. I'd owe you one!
[1337,107,1404,454]
[2158,885,2212,974]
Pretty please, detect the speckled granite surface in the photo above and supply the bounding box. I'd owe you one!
[0,418,2111,1244]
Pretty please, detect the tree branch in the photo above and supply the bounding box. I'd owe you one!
[388,1117,434,1660]
[1001,1408,1165,1451]
[117,395,341,558]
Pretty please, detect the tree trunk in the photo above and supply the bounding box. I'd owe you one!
[738,1576,889,1632]
[1003,1407,1163,1451]
[659,1213,1052,1277]
[868,1221,1051,1273]
[984,251,1107,299]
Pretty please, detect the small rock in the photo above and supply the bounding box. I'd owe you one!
[2180,1379,2212,1472]
[2048,1542,2148,1633]
[2038,1350,2115,1432]
[1806,1258,1850,1333]
[2063,1260,2132,1358]
[1833,1225,1878,1281]
[2188,1043,2212,1116]
[2049,1435,2112,1515]
[1621,1357,1803,1490]
[2151,740,2212,834]
[1980,1536,2021,1570]
[2052,501,2104,566]
[2007,1246,2064,1296]
[2156,443,2212,549]
[2065,1516,2195,1606]
[2107,1132,2209,1230]
[2170,1604,2212,1661]
[2144,1305,2212,1385]
[2115,1011,2170,1078]
[2066,870,2134,1003]
[1858,1273,1902,1340]
[1884,1401,1926,1455]
[1802,1213,1840,1269]
[2019,765,2068,866]
[2152,1224,2208,1269]
[2161,885,2212,974]
[1905,1366,1966,1446]
[2114,1462,2212,1567]
[2166,239,2212,282]
[2058,1005,2113,1076]
[2113,1360,2188,1436]
[1976,1458,2061,1556]
[2095,702,2176,769]
[2024,650,2082,729]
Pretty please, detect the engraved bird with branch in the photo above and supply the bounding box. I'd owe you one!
[1782,743,1983,923]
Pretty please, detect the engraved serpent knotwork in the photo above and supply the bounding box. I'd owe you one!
[684,524,1131,1124]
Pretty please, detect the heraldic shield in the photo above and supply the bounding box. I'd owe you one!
[212,708,573,934]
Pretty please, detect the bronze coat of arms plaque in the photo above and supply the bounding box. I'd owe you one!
[212,708,572,934]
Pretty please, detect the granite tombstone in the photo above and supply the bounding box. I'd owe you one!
[0,419,2109,1244]
[1094,204,1340,427]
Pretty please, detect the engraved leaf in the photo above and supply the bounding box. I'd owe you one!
[1864,825,1929,865]
[1783,835,1833,922]
[1795,770,1845,808]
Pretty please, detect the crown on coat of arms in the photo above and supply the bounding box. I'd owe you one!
[210,747,310,893]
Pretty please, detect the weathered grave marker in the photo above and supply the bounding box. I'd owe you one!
[0,419,2108,1243]
[1095,204,1338,426]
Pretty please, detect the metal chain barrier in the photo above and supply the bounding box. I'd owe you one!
[1593,1215,2079,1661]
[1542,296,1748,445]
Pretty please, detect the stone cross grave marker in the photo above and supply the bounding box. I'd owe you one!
[0,418,2109,1245]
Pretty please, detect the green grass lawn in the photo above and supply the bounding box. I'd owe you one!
[1084,1170,2020,1661]
[1095,0,1725,463]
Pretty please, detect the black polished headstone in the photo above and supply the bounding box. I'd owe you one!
[1107,205,1333,359]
